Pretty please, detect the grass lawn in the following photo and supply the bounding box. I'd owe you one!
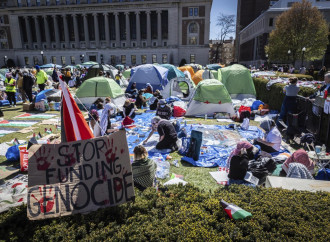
[0,104,265,191]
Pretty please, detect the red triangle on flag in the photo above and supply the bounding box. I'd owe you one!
[218,100,222,104]
[204,100,210,104]
[224,208,233,219]
[17,113,31,118]
[0,120,9,124]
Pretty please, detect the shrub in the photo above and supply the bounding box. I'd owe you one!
[276,73,314,81]
[253,78,315,110]
[0,185,329,241]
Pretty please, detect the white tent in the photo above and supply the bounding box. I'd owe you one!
[161,77,196,101]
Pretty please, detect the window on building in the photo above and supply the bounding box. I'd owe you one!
[36,0,40,6]
[131,55,136,65]
[46,0,50,6]
[269,18,273,27]
[121,55,126,64]
[143,42,146,47]
[153,42,157,47]
[56,0,59,5]
[133,42,136,47]
[111,55,116,65]
[190,54,195,64]
[112,43,116,47]
[194,8,198,16]
[24,57,29,66]
[152,54,157,64]
[61,56,66,65]
[33,56,38,65]
[189,37,197,45]
[17,0,21,7]
[189,8,193,16]
[123,42,126,47]
[141,55,147,64]
[42,56,47,64]
[164,41,167,47]
[189,23,198,33]
[71,56,75,64]
[162,54,168,64]
[27,0,31,7]
[287,2,295,7]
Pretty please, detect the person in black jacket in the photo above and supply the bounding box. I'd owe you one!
[156,99,172,120]
[22,70,35,102]
[309,72,330,99]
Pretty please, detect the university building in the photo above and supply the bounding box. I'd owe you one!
[236,0,330,67]
[0,0,212,67]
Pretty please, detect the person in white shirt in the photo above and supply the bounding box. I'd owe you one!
[105,97,117,118]
[255,120,282,153]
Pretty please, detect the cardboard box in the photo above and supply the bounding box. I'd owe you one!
[23,103,34,111]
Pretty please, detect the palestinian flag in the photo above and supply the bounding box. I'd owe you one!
[220,200,252,220]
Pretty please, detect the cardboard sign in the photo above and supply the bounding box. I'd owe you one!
[27,130,135,220]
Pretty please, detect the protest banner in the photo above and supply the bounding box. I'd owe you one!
[27,130,135,220]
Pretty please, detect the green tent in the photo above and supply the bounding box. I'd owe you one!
[193,79,232,104]
[218,64,256,97]
[76,77,123,98]
[123,69,131,79]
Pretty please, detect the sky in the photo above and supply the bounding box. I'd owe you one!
[210,0,238,40]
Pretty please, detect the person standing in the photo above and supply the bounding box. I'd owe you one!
[4,73,16,107]
[23,70,35,103]
[278,77,299,123]
[16,72,26,103]
[35,65,48,91]
[309,72,330,100]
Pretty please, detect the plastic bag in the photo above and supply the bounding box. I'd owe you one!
[173,106,186,117]
[5,145,20,162]
[241,118,250,130]
[154,155,170,179]
[179,137,190,156]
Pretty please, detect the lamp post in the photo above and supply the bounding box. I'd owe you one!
[80,54,85,63]
[287,50,291,64]
[3,56,7,67]
[100,54,104,64]
[265,54,269,70]
[40,51,44,64]
[301,47,306,67]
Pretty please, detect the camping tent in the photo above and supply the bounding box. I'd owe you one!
[115,64,125,71]
[35,89,61,103]
[81,61,98,68]
[40,63,62,69]
[160,64,185,80]
[75,77,126,110]
[207,64,222,71]
[123,68,131,79]
[192,70,214,85]
[127,64,169,91]
[162,77,196,101]
[185,79,235,117]
[218,64,256,99]
[185,64,202,73]
[178,66,195,78]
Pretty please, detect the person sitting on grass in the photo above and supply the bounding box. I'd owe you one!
[132,145,157,191]
[135,89,147,109]
[122,99,136,119]
[255,119,282,153]
[156,99,172,120]
[100,103,119,136]
[143,116,178,152]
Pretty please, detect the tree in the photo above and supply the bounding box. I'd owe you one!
[215,14,235,63]
[265,0,328,66]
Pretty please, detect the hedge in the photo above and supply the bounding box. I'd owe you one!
[277,73,313,81]
[0,185,329,241]
[253,78,316,111]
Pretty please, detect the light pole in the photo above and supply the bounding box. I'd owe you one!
[40,51,44,64]
[3,56,7,67]
[287,50,291,65]
[301,47,306,67]
[100,54,104,64]
[265,54,269,70]
[80,54,85,63]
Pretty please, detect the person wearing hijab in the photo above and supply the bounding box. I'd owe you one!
[145,83,153,94]
[255,119,282,153]
[100,103,117,136]
[285,163,314,179]
[227,141,254,181]
[281,149,315,175]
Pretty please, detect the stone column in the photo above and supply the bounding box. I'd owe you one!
[33,16,42,48]
[83,14,90,48]
[157,10,162,46]
[104,13,110,47]
[146,11,151,47]
[135,11,141,47]
[115,12,120,47]
[62,14,70,48]
[93,13,100,48]
[43,15,51,49]
[24,16,33,49]
[73,14,80,48]
[125,12,130,47]
[53,15,60,48]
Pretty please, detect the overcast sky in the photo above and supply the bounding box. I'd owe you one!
[210,0,238,40]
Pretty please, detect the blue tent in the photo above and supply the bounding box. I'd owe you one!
[127,64,169,91]
[35,89,61,103]
[160,64,185,80]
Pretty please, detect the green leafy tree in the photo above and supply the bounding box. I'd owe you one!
[265,0,329,66]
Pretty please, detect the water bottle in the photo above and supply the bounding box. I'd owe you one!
[321,144,326,156]
[184,119,187,127]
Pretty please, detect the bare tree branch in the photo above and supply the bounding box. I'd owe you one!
[216,13,235,44]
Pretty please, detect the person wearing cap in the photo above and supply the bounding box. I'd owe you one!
[4,73,16,107]
[143,116,178,151]
[156,99,172,120]
[254,119,282,153]
[35,65,48,91]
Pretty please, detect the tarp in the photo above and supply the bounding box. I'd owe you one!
[75,77,125,110]
[160,64,185,81]
[178,66,194,78]
[219,64,256,99]
[127,64,169,91]
[35,89,61,103]
[185,79,235,116]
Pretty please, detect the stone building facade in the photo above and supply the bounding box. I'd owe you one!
[0,0,212,67]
